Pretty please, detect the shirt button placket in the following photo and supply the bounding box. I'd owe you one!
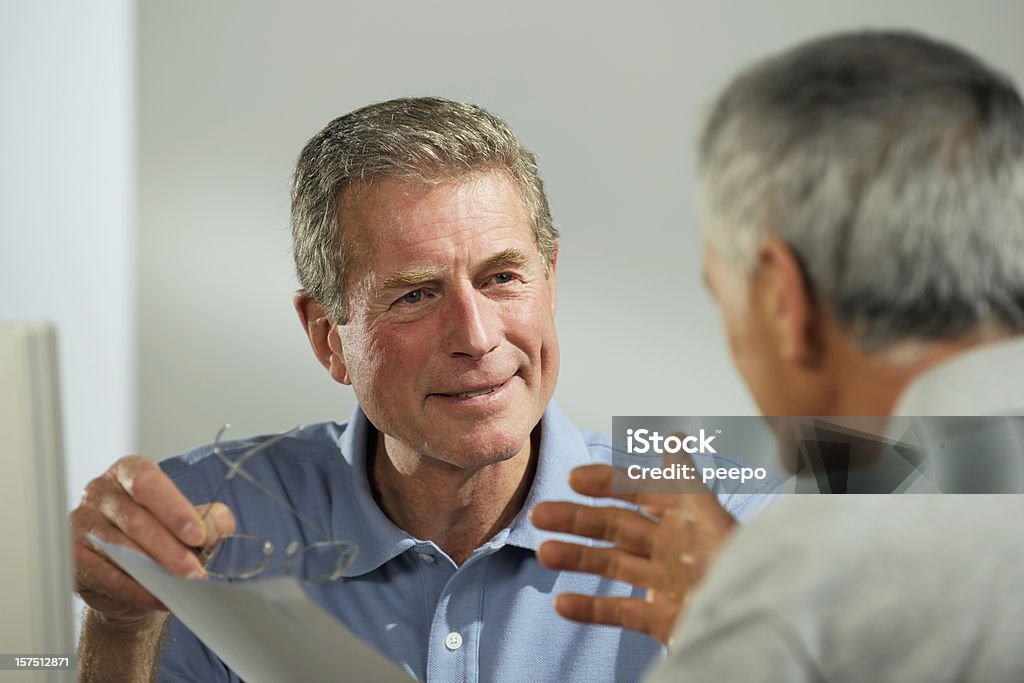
[424,557,485,683]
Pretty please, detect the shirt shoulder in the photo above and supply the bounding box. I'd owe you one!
[672,496,1024,680]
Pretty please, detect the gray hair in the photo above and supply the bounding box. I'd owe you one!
[700,30,1024,350]
[291,97,557,323]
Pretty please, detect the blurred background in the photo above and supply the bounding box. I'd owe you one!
[2,0,1023,512]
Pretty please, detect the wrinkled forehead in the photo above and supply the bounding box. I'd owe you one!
[334,170,542,302]
[339,169,535,254]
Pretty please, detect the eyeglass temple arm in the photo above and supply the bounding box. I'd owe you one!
[202,426,332,542]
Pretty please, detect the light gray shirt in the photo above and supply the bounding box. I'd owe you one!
[647,338,1024,682]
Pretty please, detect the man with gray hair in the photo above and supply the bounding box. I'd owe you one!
[72,97,766,681]
[534,31,1024,681]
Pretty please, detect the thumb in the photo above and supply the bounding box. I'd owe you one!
[193,503,237,547]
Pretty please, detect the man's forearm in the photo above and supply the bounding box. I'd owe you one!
[78,609,168,683]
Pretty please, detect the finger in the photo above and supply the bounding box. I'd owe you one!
[566,464,616,498]
[112,456,209,547]
[89,489,207,578]
[72,506,170,611]
[74,544,166,612]
[531,502,657,556]
[567,465,682,517]
[553,594,671,644]
[537,540,663,589]
[72,503,151,558]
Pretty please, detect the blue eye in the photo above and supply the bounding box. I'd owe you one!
[493,273,514,284]
[401,290,423,304]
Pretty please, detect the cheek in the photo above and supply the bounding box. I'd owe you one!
[504,295,556,353]
[721,313,749,367]
[338,324,397,394]
[511,281,557,326]
[537,318,560,377]
[724,314,789,414]
[723,314,763,388]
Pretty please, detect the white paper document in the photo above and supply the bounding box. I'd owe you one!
[92,537,413,682]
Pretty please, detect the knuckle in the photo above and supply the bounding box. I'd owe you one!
[606,512,626,543]
[107,455,134,479]
[125,461,160,497]
[604,552,622,578]
[565,504,580,532]
[111,455,154,493]
[69,506,100,541]
[117,454,150,469]
[621,603,648,633]
[118,510,148,539]
[78,479,108,508]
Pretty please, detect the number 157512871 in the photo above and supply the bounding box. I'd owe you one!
[2,654,74,670]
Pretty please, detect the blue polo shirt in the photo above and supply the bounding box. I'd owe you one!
[156,404,768,682]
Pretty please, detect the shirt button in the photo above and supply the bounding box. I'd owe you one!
[444,632,463,651]
[418,552,436,564]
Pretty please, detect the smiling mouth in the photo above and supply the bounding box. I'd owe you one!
[450,385,501,398]
[433,379,509,399]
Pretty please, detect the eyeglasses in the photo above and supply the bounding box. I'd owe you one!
[197,425,357,584]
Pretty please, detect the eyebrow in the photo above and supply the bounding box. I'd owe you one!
[379,248,533,292]
[380,266,446,291]
[483,247,531,271]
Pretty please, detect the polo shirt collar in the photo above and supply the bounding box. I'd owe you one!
[331,402,595,576]
[501,402,599,551]
[331,406,418,577]
[893,336,1024,416]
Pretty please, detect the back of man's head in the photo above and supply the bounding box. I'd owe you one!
[290,97,557,324]
[700,30,1024,352]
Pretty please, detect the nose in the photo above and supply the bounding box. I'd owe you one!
[443,286,501,360]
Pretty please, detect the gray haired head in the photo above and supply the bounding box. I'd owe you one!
[700,30,1024,350]
[291,97,557,323]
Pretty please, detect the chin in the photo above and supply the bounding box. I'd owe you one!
[425,424,532,469]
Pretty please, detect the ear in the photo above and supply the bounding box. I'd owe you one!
[293,290,352,385]
[753,238,823,367]
[546,242,559,315]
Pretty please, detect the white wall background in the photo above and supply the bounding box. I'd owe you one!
[4,1,1021,476]
[0,0,134,508]
[136,0,1024,458]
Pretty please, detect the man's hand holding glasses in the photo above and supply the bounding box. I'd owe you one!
[72,454,235,634]
[71,424,356,636]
